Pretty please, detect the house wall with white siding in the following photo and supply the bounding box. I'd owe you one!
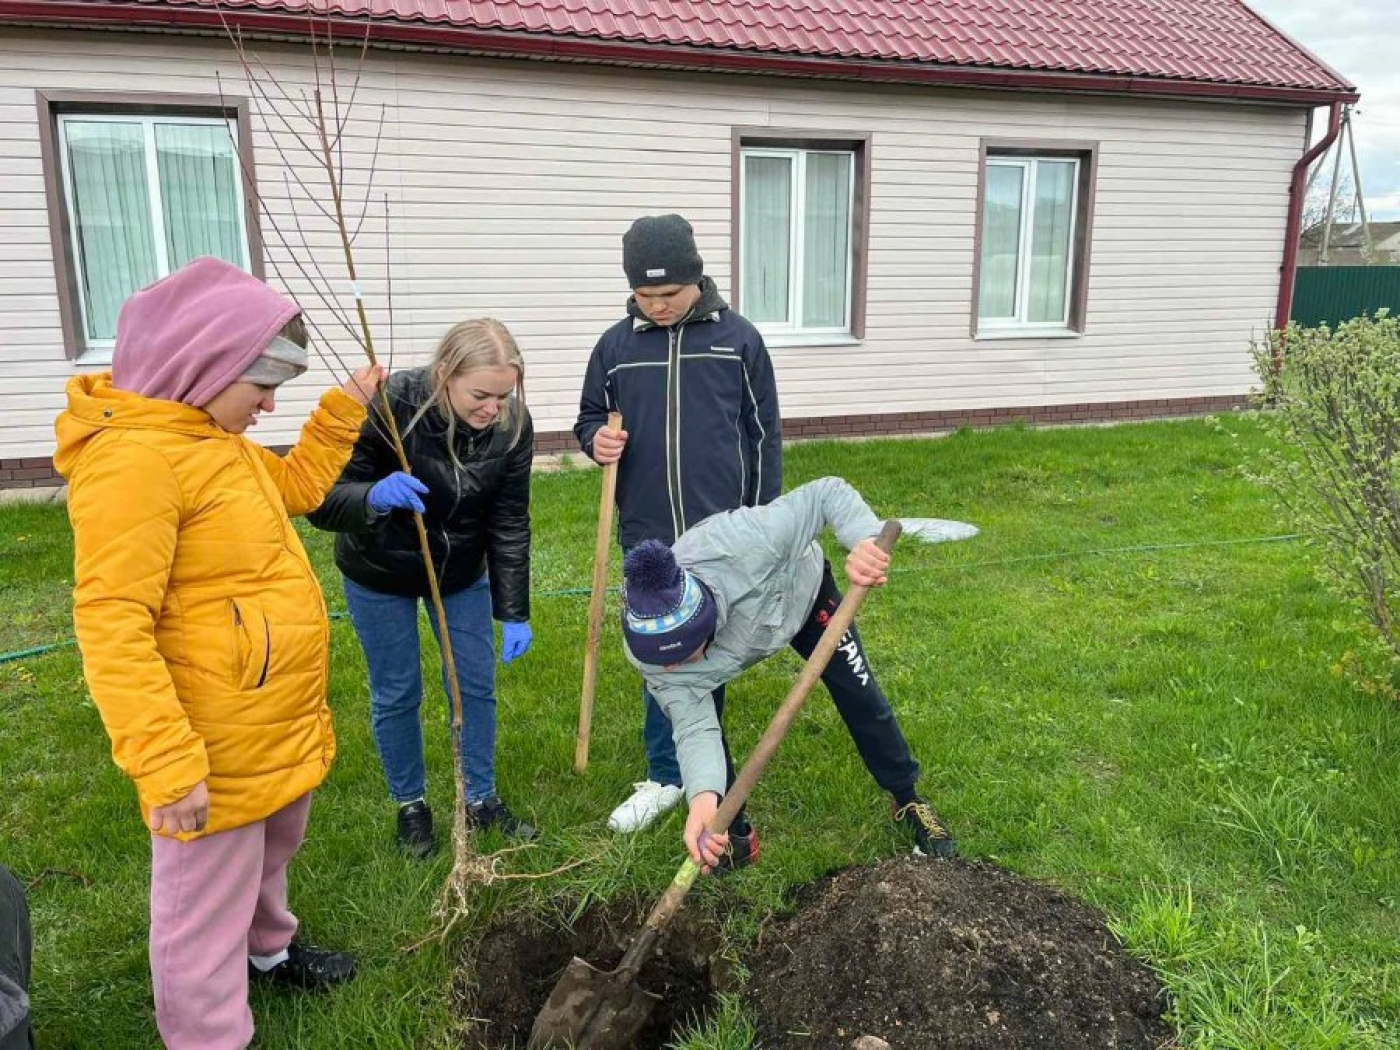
[0,26,1305,463]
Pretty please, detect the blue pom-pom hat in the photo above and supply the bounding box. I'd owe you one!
[622,540,718,666]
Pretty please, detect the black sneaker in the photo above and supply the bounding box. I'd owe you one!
[466,796,539,842]
[396,800,436,859]
[713,826,761,875]
[894,797,957,859]
[249,942,357,991]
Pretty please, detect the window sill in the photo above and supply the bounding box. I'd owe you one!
[974,327,1082,342]
[74,347,114,367]
[762,332,863,349]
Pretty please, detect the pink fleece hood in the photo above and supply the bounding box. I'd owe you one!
[111,257,301,408]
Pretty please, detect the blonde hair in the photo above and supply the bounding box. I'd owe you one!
[405,318,527,461]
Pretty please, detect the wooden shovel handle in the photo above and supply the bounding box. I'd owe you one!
[574,411,622,774]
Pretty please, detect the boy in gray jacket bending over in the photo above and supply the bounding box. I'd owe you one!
[620,476,955,873]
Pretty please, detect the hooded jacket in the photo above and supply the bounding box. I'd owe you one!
[626,477,883,800]
[54,374,365,838]
[307,367,532,617]
[0,865,29,1050]
[574,278,782,548]
[0,972,24,1050]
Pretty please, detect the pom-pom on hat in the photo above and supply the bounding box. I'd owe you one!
[622,540,718,666]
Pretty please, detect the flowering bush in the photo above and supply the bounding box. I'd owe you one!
[1251,312,1400,687]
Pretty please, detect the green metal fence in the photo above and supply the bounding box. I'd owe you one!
[1292,266,1400,327]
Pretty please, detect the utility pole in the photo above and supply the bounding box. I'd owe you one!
[1317,106,1373,266]
[1345,109,1375,260]
[1319,106,1348,266]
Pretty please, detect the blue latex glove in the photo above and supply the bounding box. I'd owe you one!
[368,471,428,514]
[501,621,533,664]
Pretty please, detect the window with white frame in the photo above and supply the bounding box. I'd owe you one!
[740,146,857,337]
[977,152,1090,333]
[55,112,251,352]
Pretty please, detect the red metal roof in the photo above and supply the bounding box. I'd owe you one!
[0,0,1358,102]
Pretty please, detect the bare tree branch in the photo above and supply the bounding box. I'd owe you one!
[349,103,388,246]
[384,192,396,376]
[215,12,490,899]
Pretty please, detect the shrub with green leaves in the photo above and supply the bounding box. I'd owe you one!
[1250,311,1400,684]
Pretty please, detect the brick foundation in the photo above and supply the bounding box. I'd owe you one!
[535,392,1250,453]
[2,393,1249,491]
[0,457,67,491]
[776,392,1249,441]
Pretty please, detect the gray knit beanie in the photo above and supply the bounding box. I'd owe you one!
[622,214,704,289]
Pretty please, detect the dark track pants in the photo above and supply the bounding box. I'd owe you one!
[721,561,921,830]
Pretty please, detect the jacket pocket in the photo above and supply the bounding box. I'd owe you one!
[230,599,272,691]
[744,590,786,654]
[756,588,786,629]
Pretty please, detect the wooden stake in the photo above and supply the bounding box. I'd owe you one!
[575,411,622,774]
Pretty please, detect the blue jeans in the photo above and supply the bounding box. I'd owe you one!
[343,574,498,805]
[643,684,683,788]
[644,681,725,788]
[625,537,684,788]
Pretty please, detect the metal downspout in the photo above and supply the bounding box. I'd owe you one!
[1274,101,1344,372]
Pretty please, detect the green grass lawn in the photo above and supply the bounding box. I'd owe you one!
[1,416,1397,1049]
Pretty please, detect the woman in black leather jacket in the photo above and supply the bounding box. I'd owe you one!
[309,318,535,857]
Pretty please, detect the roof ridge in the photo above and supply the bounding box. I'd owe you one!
[4,0,1358,97]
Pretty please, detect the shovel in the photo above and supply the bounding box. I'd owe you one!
[529,520,903,1050]
[575,411,623,774]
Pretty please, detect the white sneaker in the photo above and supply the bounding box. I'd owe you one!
[607,780,684,832]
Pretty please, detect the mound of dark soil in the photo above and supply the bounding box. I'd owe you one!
[746,856,1174,1049]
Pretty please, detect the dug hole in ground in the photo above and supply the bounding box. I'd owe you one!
[457,855,1174,1048]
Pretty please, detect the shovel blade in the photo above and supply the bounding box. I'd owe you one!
[528,955,661,1050]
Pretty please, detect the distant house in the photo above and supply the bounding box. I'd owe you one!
[1298,221,1400,266]
[0,0,1359,489]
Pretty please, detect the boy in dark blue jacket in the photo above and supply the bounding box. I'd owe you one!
[575,213,783,832]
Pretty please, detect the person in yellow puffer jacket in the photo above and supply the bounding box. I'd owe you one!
[53,257,384,1050]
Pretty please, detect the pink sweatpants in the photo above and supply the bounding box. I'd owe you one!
[149,793,311,1050]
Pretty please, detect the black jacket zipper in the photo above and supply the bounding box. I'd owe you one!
[438,428,473,583]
